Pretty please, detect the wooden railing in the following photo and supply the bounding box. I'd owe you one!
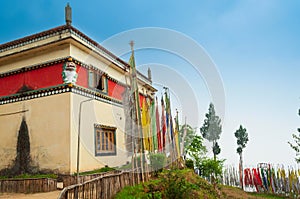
[0,178,57,193]
[61,170,121,187]
[58,170,142,199]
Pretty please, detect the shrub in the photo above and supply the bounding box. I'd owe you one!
[149,153,166,176]
[160,169,194,199]
[198,158,224,184]
[185,159,194,169]
[115,169,219,199]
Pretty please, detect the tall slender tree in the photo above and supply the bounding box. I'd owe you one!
[234,125,249,190]
[200,103,222,160]
[288,109,300,163]
[179,124,196,155]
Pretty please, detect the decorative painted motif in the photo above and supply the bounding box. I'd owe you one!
[62,57,78,84]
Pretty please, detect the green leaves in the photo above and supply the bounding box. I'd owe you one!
[212,142,221,157]
[288,133,300,163]
[237,147,243,154]
[186,135,207,165]
[198,158,224,182]
[234,125,249,154]
[179,124,197,154]
[288,109,300,163]
[200,103,222,159]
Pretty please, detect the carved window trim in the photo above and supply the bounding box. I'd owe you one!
[94,124,116,156]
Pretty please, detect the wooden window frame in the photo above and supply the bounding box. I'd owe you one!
[94,124,116,156]
[88,68,108,93]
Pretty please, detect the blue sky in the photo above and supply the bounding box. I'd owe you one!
[1,0,300,166]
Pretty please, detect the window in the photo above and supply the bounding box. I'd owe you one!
[96,74,105,90]
[94,124,116,156]
[88,68,107,93]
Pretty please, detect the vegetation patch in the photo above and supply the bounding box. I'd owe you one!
[76,166,115,176]
[0,173,58,179]
[221,185,289,199]
[115,169,219,199]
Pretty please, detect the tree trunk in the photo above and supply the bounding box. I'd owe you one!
[213,141,216,161]
[239,153,244,190]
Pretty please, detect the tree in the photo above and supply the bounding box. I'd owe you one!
[179,124,197,155]
[288,109,300,163]
[198,158,224,185]
[186,135,207,168]
[212,141,221,156]
[200,103,222,160]
[234,125,249,190]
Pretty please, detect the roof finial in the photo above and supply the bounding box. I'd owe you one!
[129,40,134,51]
[65,3,72,26]
[147,67,152,81]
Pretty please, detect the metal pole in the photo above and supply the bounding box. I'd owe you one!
[76,98,93,184]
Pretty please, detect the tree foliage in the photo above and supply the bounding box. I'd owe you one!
[179,121,224,185]
[288,109,300,163]
[234,125,248,190]
[234,125,249,155]
[179,124,197,155]
[212,142,221,156]
[186,135,207,167]
[198,158,224,182]
[185,159,194,169]
[200,103,222,160]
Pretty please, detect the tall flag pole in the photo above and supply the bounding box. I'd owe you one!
[150,99,158,151]
[129,41,145,181]
[175,109,181,159]
[155,97,162,152]
[164,88,170,157]
[142,98,152,151]
[146,98,153,152]
[180,117,187,156]
[170,109,175,162]
[161,96,166,153]
[164,88,175,161]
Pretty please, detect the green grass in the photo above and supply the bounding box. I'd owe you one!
[0,166,116,179]
[0,173,58,179]
[221,185,291,199]
[115,169,293,199]
[118,163,132,170]
[115,183,147,199]
[76,166,115,176]
[249,192,290,199]
[115,169,219,199]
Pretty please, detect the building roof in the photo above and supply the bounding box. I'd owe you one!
[0,24,154,88]
[0,25,127,67]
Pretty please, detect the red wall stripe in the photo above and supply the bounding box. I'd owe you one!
[0,63,136,104]
[0,63,63,97]
[107,80,125,101]
[76,66,88,88]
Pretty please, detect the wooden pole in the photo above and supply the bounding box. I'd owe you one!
[129,41,145,182]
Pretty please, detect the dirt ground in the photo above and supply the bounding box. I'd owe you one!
[221,186,286,199]
[0,191,60,199]
[222,186,262,199]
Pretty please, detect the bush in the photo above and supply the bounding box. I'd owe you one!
[160,169,195,198]
[185,159,194,169]
[198,158,224,184]
[115,169,219,199]
[149,153,166,176]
